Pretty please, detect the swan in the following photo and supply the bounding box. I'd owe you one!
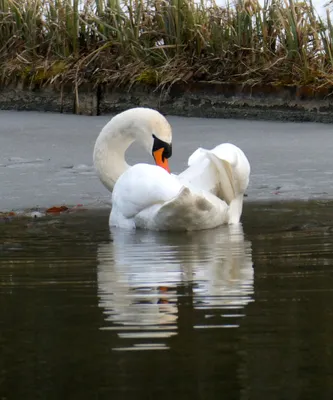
[93,107,250,231]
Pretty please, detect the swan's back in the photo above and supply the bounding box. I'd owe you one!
[110,163,229,231]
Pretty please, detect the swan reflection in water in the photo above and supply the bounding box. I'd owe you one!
[97,225,254,350]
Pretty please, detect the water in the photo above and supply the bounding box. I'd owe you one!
[1,201,333,399]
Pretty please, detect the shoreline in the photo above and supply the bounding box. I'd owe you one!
[0,198,333,225]
[2,198,333,221]
[1,82,333,123]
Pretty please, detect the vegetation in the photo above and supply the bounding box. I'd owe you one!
[0,0,332,89]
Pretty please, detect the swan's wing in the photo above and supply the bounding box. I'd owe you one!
[178,143,250,204]
[177,154,220,196]
[209,143,250,199]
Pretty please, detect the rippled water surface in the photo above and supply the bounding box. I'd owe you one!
[1,201,333,399]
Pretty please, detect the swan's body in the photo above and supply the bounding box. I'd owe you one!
[93,108,250,231]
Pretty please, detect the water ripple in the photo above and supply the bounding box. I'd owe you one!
[97,225,254,351]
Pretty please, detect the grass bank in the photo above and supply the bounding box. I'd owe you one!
[0,0,332,92]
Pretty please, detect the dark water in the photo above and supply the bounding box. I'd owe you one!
[1,201,333,400]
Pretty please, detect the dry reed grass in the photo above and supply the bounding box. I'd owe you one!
[0,0,332,90]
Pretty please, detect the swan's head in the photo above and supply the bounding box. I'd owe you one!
[151,134,172,173]
[137,109,173,173]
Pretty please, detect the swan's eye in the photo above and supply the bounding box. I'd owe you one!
[152,134,172,161]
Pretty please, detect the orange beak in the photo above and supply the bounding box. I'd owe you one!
[153,148,170,173]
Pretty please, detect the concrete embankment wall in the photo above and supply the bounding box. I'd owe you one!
[1,82,333,122]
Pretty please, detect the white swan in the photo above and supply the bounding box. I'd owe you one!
[93,107,250,231]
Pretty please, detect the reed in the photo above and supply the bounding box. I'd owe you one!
[0,0,332,89]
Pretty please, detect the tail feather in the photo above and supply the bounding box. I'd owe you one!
[153,187,228,231]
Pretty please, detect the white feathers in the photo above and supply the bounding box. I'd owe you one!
[93,108,250,231]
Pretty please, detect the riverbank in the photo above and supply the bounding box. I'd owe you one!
[1,0,333,122]
[1,82,333,123]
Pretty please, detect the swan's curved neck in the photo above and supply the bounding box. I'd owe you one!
[93,129,134,192]
[93,108,172,193]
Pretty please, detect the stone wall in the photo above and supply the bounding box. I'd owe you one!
[1,81,333,122]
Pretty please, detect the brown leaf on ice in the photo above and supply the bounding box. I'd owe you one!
[46,205,69,214]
